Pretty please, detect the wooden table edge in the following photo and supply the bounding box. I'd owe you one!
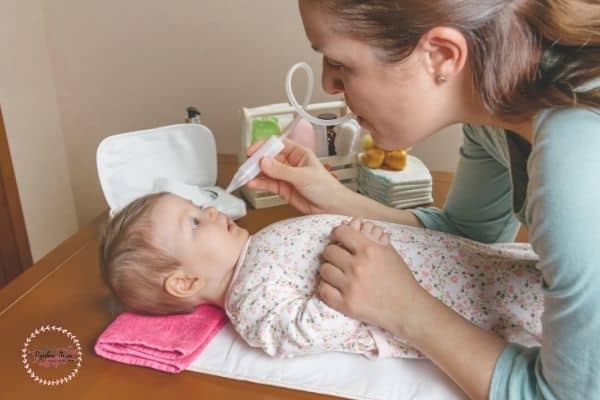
[0,211,107,315]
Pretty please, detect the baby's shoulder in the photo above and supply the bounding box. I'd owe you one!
[253,214,349,242]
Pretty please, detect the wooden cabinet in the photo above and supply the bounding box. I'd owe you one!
[0,108,32,288]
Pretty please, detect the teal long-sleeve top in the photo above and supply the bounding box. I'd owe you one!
[410,106,600,399]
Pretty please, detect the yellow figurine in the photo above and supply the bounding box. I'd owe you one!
[359,134,408,170]
[361,148,386,168]
[383,149,408,170]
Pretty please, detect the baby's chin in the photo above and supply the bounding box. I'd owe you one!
[231,222,249,237]
[237,226,250,241]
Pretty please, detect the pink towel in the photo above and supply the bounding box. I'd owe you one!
[94,304,228,373]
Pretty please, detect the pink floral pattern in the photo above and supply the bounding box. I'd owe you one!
[225,214,543,358]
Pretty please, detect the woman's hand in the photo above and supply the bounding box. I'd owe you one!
[321,219,507,400]
[318,219,425,336]
[246,138,354,215]
[342,217,391,246]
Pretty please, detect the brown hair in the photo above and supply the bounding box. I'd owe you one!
[322,0,600,120]
[98,192,198,316]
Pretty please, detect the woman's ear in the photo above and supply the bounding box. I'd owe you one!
[164,270,206,298]
[418,26,468,84]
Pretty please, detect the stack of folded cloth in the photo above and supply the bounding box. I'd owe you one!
[357,154,433,209]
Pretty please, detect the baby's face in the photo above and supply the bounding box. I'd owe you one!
[149,194,249,281]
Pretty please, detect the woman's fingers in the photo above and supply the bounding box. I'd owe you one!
[319,262,346,289]
[317,279,344,310]
[354,220,390,245]
[259,156,303,186]
[281,138,321,168]
[322,243,353,271]
[365,222,383,239]
[361,221,375,235]
[349,217,363,231]
[330,224,371,255]
[246,176,278,193]
[246,139,267,157]
[244,136,354,216]
[247,138,314,168]
[380,232,391,246]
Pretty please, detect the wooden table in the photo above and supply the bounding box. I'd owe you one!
[0,155,524,399]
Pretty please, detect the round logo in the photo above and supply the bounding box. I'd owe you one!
[21,325,82,385]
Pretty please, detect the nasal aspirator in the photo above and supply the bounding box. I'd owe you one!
[225,62,354,193]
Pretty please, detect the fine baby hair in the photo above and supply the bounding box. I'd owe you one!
[98,192,198,316]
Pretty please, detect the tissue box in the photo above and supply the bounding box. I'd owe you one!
[97,123,246,219]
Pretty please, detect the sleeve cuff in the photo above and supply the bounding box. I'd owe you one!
[489,343,539,400]
[408,207,445,232]
[366,327,394,359]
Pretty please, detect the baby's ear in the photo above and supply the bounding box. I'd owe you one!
[164,270,205,298]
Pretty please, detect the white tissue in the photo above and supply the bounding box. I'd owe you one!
[97,123,246,219]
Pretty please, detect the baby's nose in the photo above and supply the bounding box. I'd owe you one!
[202,206,218,219]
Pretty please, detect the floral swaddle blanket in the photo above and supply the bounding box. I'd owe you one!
[225,214,543,358]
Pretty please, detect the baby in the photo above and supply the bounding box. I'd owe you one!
[99,192,543,359]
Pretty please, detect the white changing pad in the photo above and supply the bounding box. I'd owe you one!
[187,323,466,400]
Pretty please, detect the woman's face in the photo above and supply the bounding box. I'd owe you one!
[299,0,455,150]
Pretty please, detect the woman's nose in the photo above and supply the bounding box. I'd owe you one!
[322,67,344,95]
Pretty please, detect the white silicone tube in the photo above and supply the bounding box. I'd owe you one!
[225,62,357,193]
[225,135,285,193]
[285,62,355,126]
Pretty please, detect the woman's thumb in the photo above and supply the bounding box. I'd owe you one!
[261,157,300,184]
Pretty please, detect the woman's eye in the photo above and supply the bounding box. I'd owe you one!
[324,56,343,70]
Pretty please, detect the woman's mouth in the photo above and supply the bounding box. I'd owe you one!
[357,116,371,131]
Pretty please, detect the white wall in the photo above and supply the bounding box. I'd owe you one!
[0,0,78,262]
[41,0,327,227]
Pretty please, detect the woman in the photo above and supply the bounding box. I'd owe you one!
[247,1,599,399]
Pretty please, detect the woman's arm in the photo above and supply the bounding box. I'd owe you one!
[246,138,423,226]
[397,289,507,400]
[410,124,520,243]
[488,107,600,400]
[320,108,600,400]
[319,122,520,231]
[320,225,506,399]
[337,188,425,226]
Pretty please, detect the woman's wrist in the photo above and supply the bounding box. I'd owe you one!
[325,185,369,215]
[388,287,506,400]
[385,284,434,341]
[340,190,424,227]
